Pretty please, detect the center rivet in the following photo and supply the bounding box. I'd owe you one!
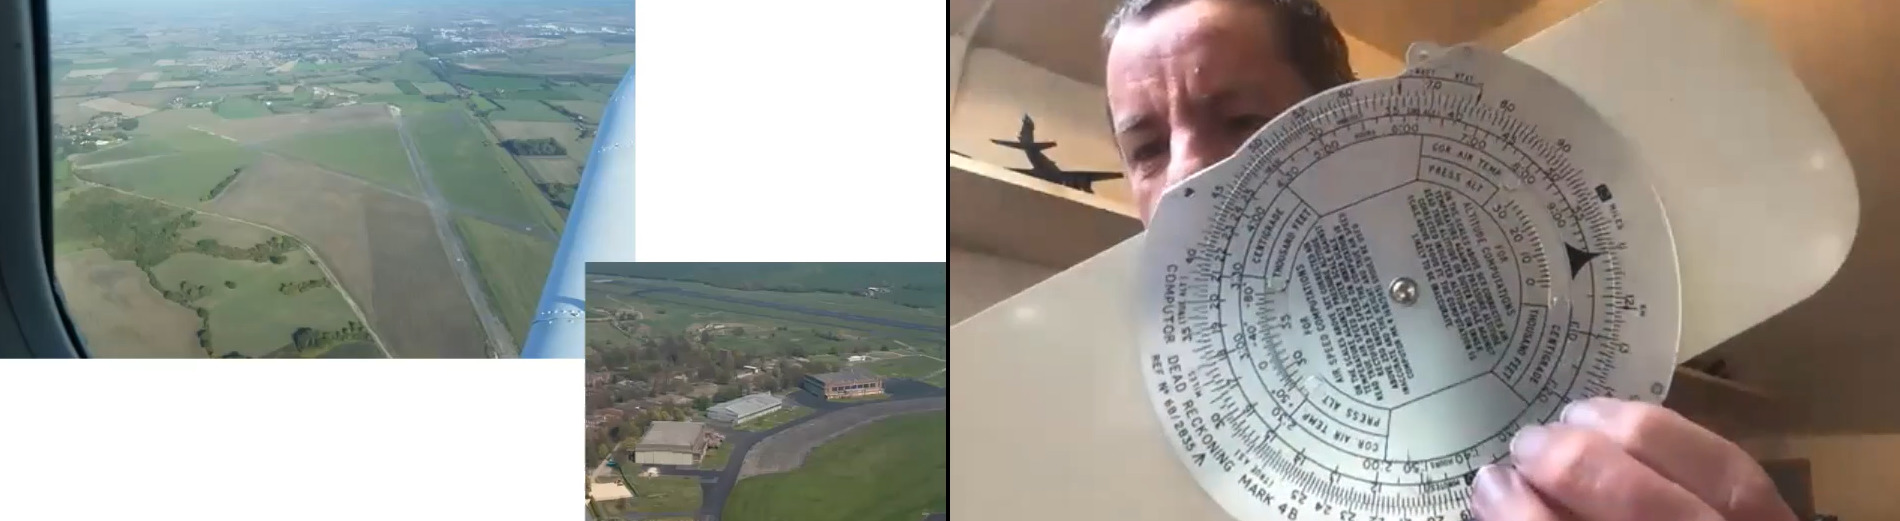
[1390,277,1419,306]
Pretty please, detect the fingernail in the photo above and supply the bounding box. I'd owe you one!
[1559,399,1600,425]
[1470,464,1513,515]
[1511,425,1549,459]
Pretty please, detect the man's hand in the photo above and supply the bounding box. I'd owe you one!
[1470,398,1797,521]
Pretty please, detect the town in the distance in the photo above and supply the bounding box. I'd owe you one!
[584,263,948,521]
[49,0,630,358]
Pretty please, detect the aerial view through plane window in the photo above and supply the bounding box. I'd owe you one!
[46,0,631,358]
[583,262,948,521]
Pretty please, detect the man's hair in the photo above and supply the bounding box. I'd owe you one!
[1101,0,1356,92]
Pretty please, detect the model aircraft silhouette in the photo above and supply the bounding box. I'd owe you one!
[990,114,1122,193]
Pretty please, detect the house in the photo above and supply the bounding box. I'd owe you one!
[631,421,719,466]
[801,367,885,400]
[706,393,783,427]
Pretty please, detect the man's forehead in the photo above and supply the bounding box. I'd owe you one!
[1109,0,1284,62]
[1113,90,1244,134]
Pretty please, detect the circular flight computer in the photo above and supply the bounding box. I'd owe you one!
[1136,44,1682,521]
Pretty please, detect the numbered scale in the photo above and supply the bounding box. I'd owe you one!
[1137,44,1681,521]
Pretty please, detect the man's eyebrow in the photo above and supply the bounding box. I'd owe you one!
[1114,113,1153,135]
[1194,90,1237,114]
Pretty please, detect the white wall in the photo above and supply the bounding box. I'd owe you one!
[950,246,1062,324]
[950,34,969,109]
[950,47,1134,206]
[631,451,694,467]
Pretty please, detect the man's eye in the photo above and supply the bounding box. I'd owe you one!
[1128,142,1164,164]
[1229,115,1269,132]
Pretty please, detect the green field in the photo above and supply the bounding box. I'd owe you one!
[79,141,257,206]
[490,89,582,101]
[293,61,364,74]
[737,406,813,432]
[393,80,421,95]
[150,249,359,356]
[551,100,607,122]
[587,321,635,347]
[362,60,440,83]
[213,75,276,87]
[213,97,272,119]
[454,216,555,345]
[859,356,945,381]
[555,83,615,102]
[450,72,548,92]
[469,94,502,112]
[52,157,77,194]
[412,81,457,95]
[489,99,572,122]
[332,81,403,95]
[133,109,223,135]
[588,294,869,356]
[588,277,945,356]
[724,412,947,521]
[592,263,949,313]
[361,94,454,114]
[605,277,945,348]
[699,444,732,470]
[267,125,419,194]
[72,139,176,167]
[408,108,550,226]
[629,476,702,513]
[590,52,639,65]
[517,38,627,61]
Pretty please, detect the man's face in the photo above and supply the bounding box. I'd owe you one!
[1106,0,1314,224]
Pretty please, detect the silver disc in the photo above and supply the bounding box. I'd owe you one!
[1136,44,1681,521]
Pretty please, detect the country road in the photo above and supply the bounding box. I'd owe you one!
[390,105,519,358]
[66,176,392,358]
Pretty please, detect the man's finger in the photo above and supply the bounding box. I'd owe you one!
[1509,424,1723,521]
[1558,398,1797,521]
[1469,464,1567,521]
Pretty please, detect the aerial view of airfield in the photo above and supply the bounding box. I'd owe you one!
[584,263,948,521]
[49,0,632,358]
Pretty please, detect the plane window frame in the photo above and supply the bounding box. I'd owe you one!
[0,0,89,358]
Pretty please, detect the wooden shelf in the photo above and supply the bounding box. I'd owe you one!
[950,153,1142,270]
[1666,366,1780,439]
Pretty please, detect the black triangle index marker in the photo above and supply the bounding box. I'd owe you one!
[1566,243,1601,278]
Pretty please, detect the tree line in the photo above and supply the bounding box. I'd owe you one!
[202,168,241,202]
[290,321,371,354]
[502,137,568,156]
[587,330,848,406]
[279,278,332,295]
[190,234,301,265]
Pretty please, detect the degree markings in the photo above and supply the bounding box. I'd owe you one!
[1146,48,1675,521]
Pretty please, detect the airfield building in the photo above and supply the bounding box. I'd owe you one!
[802,367,885,400]
[707,393,783,427]
[631,421,719,466]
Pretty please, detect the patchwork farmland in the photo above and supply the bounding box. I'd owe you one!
[49,4,631,358]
